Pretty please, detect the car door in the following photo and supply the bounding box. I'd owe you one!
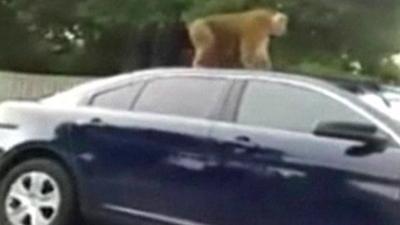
[210,79,400,225]
[71,75,234,225]
[69,80,147,209]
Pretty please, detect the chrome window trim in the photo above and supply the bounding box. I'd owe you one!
[239,76,400,145]
[144,70,400,145]
[80,69,400,145]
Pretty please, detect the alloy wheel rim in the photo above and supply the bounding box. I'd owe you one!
[5,171,61,225]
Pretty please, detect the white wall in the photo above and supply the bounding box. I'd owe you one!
[0,71,92,102]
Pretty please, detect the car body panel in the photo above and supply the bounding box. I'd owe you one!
[211,121,400,224]
[0,68,399,225]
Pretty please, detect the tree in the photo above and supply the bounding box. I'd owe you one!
[0,0,399,82]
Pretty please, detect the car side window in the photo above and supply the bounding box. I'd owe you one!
[133,77,229,119]
[237,81,372,133]
[90,82,144,110]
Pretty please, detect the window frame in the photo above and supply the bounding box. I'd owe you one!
[87,80,148,110]
[231,79,377,133]
[130,76,234,120]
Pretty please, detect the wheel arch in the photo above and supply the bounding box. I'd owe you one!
[0,144,80,200]
[0,144,84,224]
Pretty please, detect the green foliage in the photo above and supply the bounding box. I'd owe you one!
[0,0,400,82]
[77,0,193,26]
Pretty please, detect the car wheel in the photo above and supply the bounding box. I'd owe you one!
[0,158,79,225]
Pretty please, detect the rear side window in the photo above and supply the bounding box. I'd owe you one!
[134,77,229,119]
[237,81,371,133]
[90,82,144,110]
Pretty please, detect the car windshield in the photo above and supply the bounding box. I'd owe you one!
[40,87,89,106]
[40,78,103,106]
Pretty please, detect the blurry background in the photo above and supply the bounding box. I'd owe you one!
[1,0,400,99]
[0,71,89,102]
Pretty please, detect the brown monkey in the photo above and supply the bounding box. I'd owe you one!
[188,9,288,70]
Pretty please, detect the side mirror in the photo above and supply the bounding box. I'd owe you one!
[313,121,389,155]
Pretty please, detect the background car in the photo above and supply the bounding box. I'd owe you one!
[0,68,399,225]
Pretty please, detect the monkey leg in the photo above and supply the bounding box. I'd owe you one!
[240,37,272,70]
[188,20,218,68]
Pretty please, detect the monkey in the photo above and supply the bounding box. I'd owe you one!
[188,8,288,70]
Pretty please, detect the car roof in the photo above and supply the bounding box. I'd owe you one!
[122,67,332,86]
[118,67,367,93]
[123,67,389,94]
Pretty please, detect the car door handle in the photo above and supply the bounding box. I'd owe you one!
[75,118,106,127]
[235,136,257,147]
[236,135,251,142]
[232,136,258,154]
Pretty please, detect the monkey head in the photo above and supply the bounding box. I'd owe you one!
[270,12,289,37]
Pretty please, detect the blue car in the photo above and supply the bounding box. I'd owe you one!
[0,68,399,225]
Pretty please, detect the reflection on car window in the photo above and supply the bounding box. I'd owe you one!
[134,77,228,119]
[237,81,371,133]
[91,82,143,110]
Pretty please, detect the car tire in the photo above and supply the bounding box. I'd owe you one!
[0,158,80,225]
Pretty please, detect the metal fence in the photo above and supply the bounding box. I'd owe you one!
[0,71,92,102]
